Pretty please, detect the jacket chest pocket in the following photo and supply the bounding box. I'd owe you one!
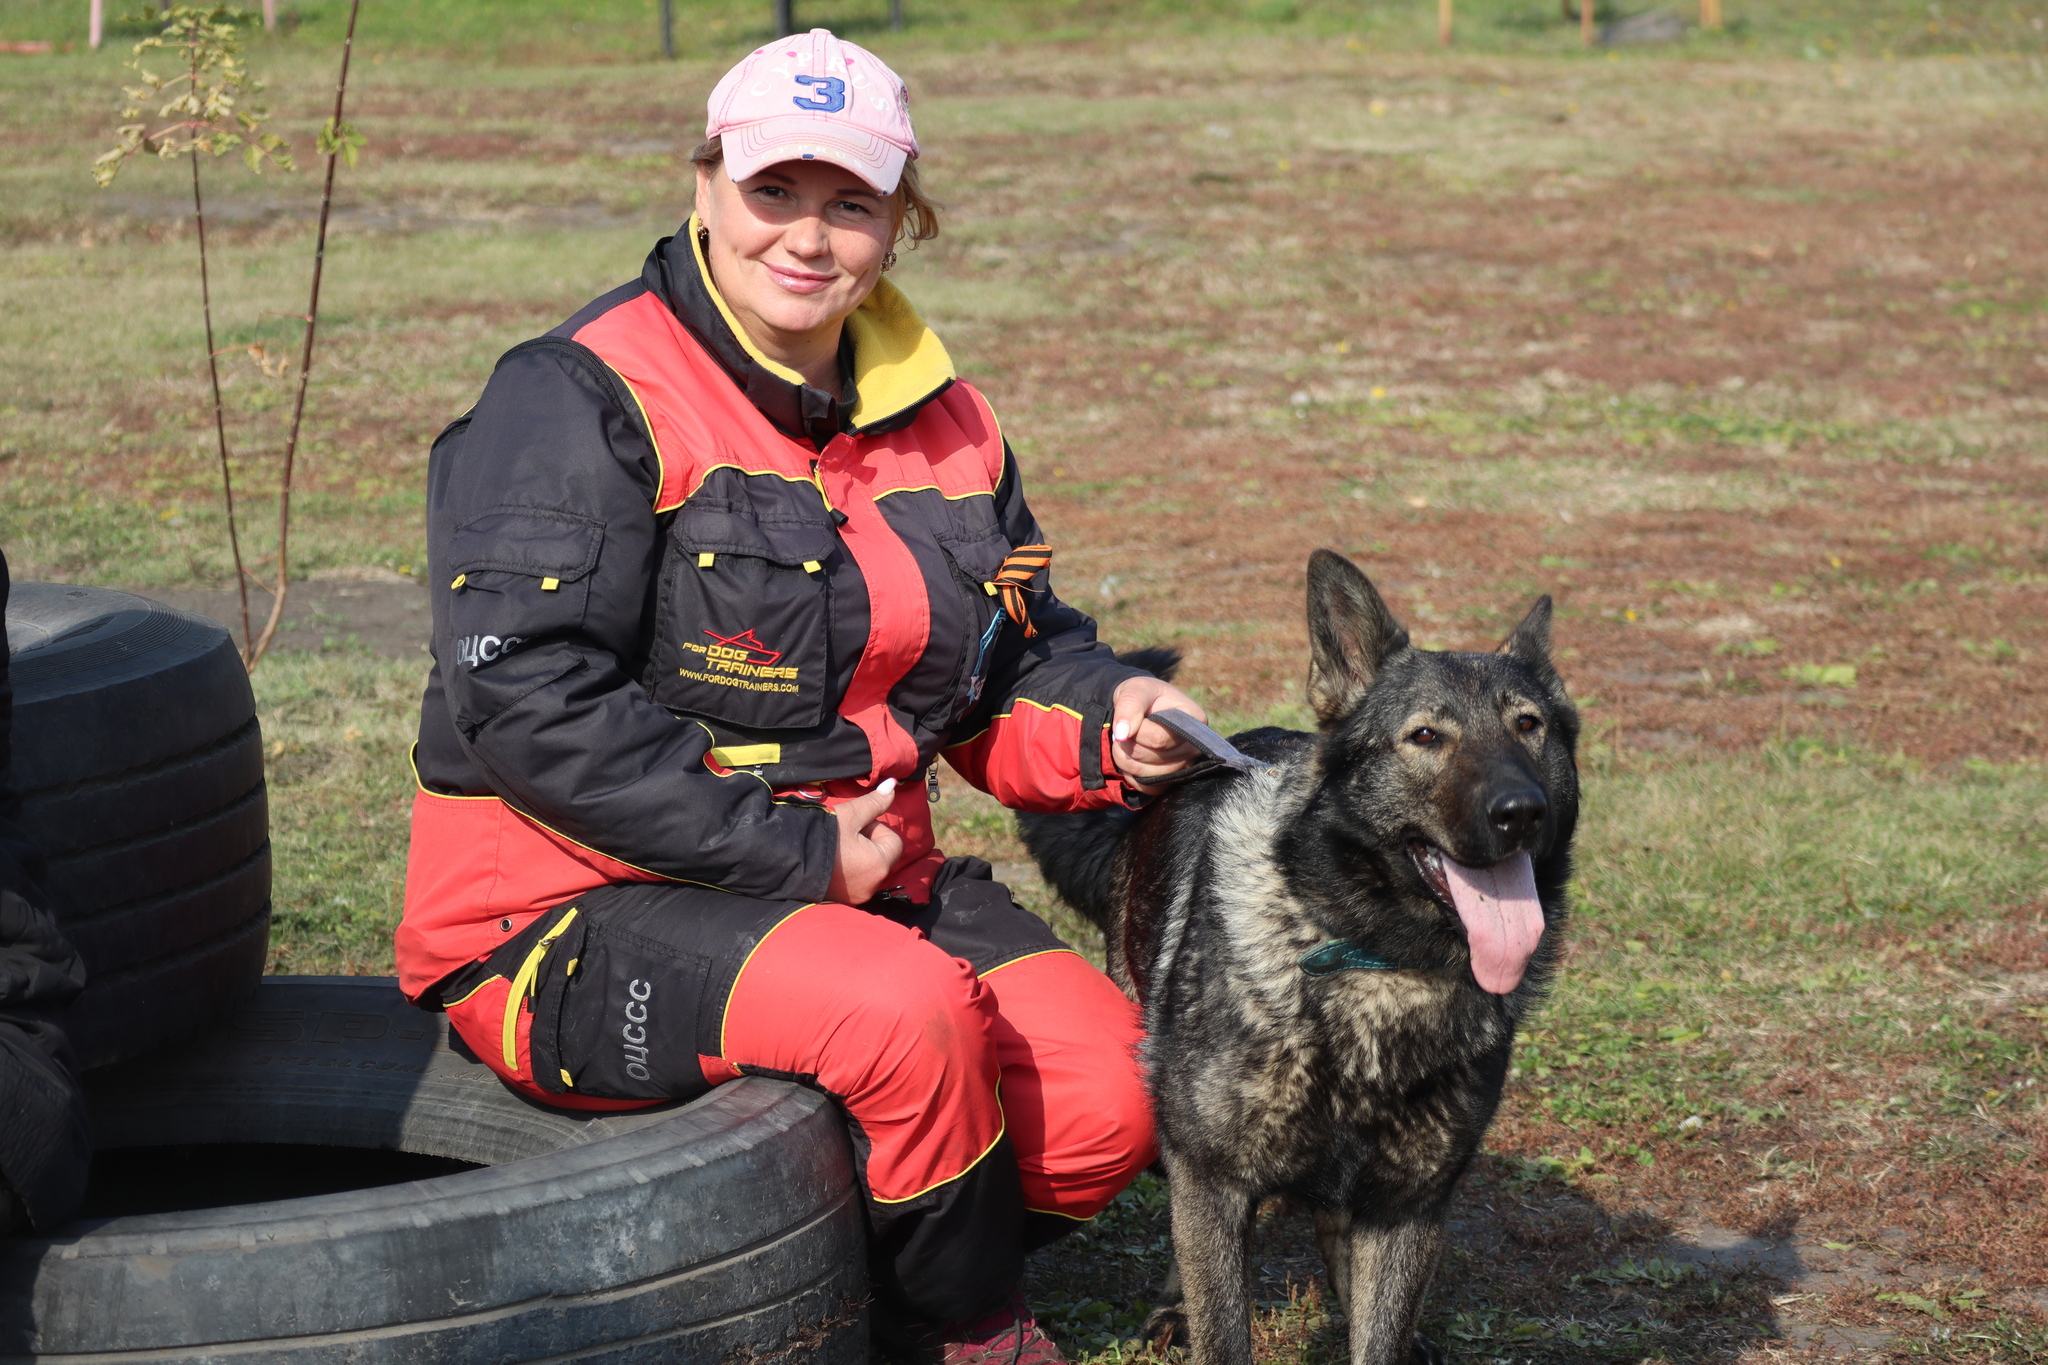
[647,499,834,731]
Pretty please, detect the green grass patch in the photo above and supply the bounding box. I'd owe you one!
[256,651,424,975]
[1522,741,2048,1135]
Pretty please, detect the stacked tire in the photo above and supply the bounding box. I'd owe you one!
[5,583,270,1067]
[2,587,869,1362]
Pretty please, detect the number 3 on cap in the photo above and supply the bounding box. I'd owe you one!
[791,75,847,112]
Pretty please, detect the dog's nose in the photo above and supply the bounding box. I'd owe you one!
[1488,787,1547,842]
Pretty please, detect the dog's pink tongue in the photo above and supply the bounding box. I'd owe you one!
[1443,851,1545,995]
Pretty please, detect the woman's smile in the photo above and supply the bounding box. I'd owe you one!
[763,262,838,295]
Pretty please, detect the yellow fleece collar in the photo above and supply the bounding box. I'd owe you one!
[842,274,955,429]
[686,215,955,430]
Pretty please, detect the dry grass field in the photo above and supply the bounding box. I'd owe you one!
[3,3,2048,1360]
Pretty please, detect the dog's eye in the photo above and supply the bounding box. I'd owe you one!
[1516,715,1541,734]
[1408,727,1440,746]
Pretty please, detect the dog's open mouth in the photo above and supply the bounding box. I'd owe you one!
[1409,844,1546,996]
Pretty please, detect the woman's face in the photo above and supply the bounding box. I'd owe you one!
[694,158,898,348]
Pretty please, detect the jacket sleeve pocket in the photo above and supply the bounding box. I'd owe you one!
[445,508,605,672]
[646,501,834,732]
[449,507,604,579]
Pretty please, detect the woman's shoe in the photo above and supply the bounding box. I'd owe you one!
[886,1289,1069,1365]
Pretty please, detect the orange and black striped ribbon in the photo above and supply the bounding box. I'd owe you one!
[991,543,1052,640]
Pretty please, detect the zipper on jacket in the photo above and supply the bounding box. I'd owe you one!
[964,610,1004,709]
[809,457,847,527]
[926,764,941,803]
[919,551,1007,732]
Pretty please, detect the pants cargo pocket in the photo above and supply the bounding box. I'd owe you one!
[531,917,718,1103]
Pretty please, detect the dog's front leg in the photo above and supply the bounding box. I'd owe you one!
[1163,1152,1256,1365]
[1342,1217,1445,1365]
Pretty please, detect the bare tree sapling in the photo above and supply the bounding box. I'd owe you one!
[93,6,292,662]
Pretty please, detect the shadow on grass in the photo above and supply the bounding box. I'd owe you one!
[1025,1158,1798,1364]
[1425,1157,1787,1364]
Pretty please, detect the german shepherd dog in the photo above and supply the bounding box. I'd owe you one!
[1019,549,1579,1365]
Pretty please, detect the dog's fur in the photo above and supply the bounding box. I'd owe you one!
[1019,550,1580,1365]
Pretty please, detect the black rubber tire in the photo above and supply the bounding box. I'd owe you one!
[5,583,270,1068]
[0,978,867,1363]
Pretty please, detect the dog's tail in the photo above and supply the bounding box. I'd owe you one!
[1112,645,1182,683]
[1013,646,1181,931]
[1016,807,1134,932]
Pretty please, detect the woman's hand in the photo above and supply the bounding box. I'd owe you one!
[826,779,906,906]
[1110,677,1209,792]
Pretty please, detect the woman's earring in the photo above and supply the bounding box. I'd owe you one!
[697,226,710,254]
[882,250,898,272]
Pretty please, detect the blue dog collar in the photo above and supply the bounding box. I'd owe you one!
[1298,939,1404,976]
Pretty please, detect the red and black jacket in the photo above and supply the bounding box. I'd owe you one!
[398,222,1145,1001]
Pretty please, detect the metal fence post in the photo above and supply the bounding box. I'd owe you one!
[661,0,674,57]
[774,0,795,36]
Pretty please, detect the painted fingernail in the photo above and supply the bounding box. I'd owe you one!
[878,777,897,795]
[1113,720,1131,742]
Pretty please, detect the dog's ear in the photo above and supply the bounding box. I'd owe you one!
[1500,595,1555,675]
[1306,549,1409,728]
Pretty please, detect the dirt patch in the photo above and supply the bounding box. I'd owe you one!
[1028,1150,2043,1363]
[126,571,431,661]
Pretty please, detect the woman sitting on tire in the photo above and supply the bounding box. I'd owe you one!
[397,30,1203,1364]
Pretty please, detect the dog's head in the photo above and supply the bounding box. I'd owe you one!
[1293,548,1580,997]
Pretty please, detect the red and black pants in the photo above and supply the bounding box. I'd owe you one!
[436,858,1154,1322]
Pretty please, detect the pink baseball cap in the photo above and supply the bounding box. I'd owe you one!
[705,29,919,195]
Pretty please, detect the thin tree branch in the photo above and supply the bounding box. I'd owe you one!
[192,144,253,659]
[249,0,362,668]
